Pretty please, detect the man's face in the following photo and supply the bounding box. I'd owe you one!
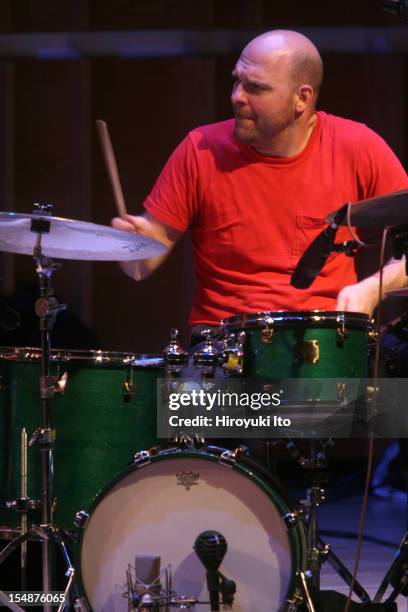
[231,49,298,153]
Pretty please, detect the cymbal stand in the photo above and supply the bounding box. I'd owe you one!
[0,204,74,611]
[373,531,408,604]
[284,438,371,603]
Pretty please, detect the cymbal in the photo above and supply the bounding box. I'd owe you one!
[0,212,166,261]
[385,288,408,298]
[326,189,408,228]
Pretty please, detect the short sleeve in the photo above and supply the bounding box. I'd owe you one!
[356,126,408,199]
[143,134,199,232]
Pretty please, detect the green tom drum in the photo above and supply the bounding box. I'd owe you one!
[0,348,162,532]
[223,310,371,379]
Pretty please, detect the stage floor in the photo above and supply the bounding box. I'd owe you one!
[318,491,407,610]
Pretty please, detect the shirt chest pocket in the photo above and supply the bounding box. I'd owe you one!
[292,215,328,260]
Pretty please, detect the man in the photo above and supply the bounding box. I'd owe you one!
[112,30,408,329]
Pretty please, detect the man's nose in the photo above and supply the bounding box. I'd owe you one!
[231,82,246,105]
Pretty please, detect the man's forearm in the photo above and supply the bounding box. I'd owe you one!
[336,258,408,315]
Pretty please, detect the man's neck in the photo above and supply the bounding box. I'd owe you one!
[254,112,318,157]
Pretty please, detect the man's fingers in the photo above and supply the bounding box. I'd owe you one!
[111,215,149,234]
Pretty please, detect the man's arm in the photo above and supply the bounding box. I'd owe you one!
[111,213,183,280]
[336,258,408,316]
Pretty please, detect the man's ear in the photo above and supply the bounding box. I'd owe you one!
[295,84,314,112]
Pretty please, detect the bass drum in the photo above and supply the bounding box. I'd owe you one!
[77,448,306,612]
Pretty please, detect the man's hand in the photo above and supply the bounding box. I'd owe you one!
[336,277,379,316]
[111,213,182,281]
[336,258,408,316]
[111,214,153,236]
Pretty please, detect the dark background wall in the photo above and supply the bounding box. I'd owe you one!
[0,0,406,353]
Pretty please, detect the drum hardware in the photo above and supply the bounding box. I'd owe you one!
[193,333,219,377]
[373,531,408,603]
[297,571,316,612]
[0,203,76,612]
[123,366,137,401]
[294,340,320,365]
[172,433,206,450]
[336,382,351,404]
[220,330,245,375]
[73,511,89,530]
[163,328,189,377]
[222,311,370,383]
[367,320,378,344]
[219,445,249,465]
[262,314,275,343]
[336,313,349,347]
[284,438,371,604]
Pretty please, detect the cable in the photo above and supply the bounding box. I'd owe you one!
[343,228,388,612]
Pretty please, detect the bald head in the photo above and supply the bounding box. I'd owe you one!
[243,30,323,102]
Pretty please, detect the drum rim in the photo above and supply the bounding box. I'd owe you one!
[0,346,164,366]
[224,310,370,329]
[75,447,306,609]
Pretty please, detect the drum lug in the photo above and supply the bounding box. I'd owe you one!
[367,319,378,344]
[55,371,68,395]
[122,380,136,402]
[336,313,349,347]
[73,510,89,529]
[294,340,320,365]
[163,328,189,377]
[219,445,249,465]
[262,315,275,343]
[132,449,153,467]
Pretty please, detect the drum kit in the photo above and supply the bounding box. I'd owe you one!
[0,193,407,612]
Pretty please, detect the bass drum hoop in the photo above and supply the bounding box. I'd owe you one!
[76,447,306,611]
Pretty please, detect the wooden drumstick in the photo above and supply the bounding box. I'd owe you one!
[96,119,128,218]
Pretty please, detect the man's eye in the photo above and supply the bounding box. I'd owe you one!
[247,83,262,93]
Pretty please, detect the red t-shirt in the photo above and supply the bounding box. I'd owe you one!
[144,112,408,326]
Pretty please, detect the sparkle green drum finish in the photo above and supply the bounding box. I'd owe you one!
[224,311,370,379]
[0,348,161,532]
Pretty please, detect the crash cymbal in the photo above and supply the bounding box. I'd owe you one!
[0,212,165,261]
[385,288,408,298]
[326,189,408,228]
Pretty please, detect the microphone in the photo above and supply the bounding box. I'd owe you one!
[380,0,408,19]
[0,300,21,331]
[291,204,348,289]
[131,554,161,608]
[194,531,227,611]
